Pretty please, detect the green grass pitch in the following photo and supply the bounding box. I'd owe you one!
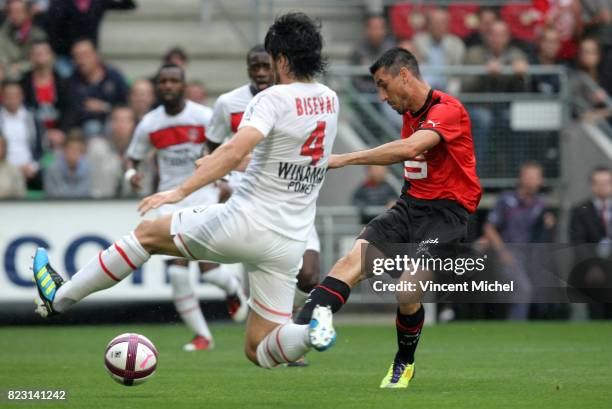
[1,322,611,409]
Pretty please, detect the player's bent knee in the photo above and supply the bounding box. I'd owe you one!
[134,220,159,253]
[134,216,178,256]
[244,343,260,366]
[398,302,422,315]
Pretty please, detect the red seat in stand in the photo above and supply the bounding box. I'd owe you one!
[389,2,437,39]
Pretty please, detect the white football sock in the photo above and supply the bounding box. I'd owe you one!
[168,264,212,339]
[255,323,310,368]
[293,287,310,313]
[201,265,239,296]
[53,232,149,312]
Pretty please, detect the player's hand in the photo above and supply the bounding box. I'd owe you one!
[138,189,186,216]
[129,172,145,191]
[327,154,347,169]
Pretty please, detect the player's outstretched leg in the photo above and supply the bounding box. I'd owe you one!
[250,305,336,369]
[294,240,364,325]
[241,266,336,369]
[33,215,179,317]
[379,303,423,389]
[255,240,362,368]
[168,261,214,351]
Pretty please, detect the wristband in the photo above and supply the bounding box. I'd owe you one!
[124,168,137,183]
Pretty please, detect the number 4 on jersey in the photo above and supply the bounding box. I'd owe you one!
[301,121,326,165]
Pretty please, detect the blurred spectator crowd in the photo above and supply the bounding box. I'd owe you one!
[350,1,612,177]
[0,0,610,199]
[0,0,207,199]
[352,1,612,113]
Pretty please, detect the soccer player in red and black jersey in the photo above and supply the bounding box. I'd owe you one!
[295,47,482,388]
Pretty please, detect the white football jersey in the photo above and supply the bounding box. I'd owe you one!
[230,82,339,241]
[208,84,255,189]
[126,100,216,201]
[208,84,254,143]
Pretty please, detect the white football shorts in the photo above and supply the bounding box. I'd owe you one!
[157,184,219,261]
[170,201,307,324]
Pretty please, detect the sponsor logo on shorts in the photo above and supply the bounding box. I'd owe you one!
[417,237,439,255]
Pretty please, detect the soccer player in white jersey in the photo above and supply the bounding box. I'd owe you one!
[209,44,322,339]
[124,64,248,351]
[33,13,340,367]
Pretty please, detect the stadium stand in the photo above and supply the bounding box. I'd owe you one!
[1,0,612,323]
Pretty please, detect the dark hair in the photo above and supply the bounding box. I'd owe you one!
[590,165,611,181]
[163,46,188,64]
[155,63,185,83]
[369,47,420,78]
[72,37,97,50]
[1,79,22,90]
[64,129,86,147]
[247,44,267,62]
[264,12,326,79]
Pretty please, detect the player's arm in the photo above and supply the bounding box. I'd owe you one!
[123,157,145,191]
[234,153,251,171]
[203,140,250,170]
[329,130,440,169]
[205,98,251,169]
[138,126,263,214]
[124,120,151,191]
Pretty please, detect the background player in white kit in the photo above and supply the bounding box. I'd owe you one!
[209,44,322,332]
[124,64,248,351]
[33,13,340,367]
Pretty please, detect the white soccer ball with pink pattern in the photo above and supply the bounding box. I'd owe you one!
[104,333,158,386]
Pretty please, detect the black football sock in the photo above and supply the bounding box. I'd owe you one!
[294,276,351,325]
[395,304,425,365]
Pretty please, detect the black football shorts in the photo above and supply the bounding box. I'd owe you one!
[358,193,469,260]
